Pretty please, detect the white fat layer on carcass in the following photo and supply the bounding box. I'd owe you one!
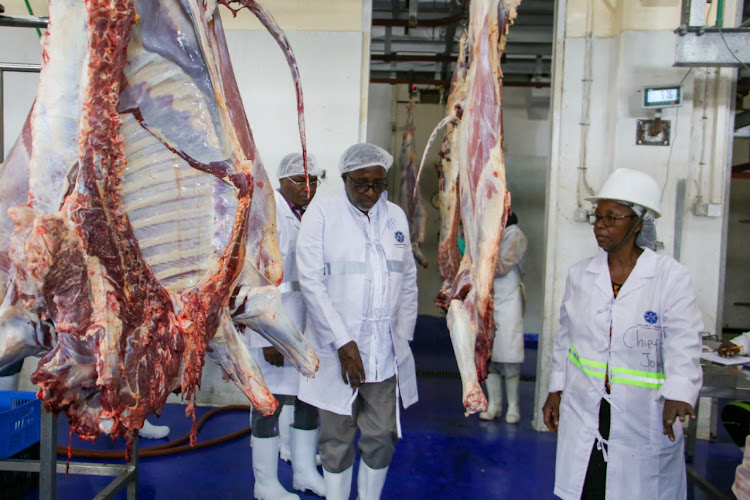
[232,280,319,377]
[120,113,237,292]
[124,30,232,164]
[87,256,124,390]
[204,0,218,22]
[446,299,486,414]
[207,312,277,415]
[29,0,87,215]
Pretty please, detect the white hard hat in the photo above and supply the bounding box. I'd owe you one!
[586,168,662,218]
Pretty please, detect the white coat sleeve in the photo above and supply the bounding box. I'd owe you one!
[495,228,528,277]
[296,204,352,349]
[548,273,573,393]
[657,266,704,406]
[730,331,750,355]
[394,228,418,342]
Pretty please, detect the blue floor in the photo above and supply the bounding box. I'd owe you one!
[8,316,744,499]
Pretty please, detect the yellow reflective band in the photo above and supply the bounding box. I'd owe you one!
[610,377,663,389]
[569,346,607,369]
[567,350,606,379]
[612,366,665,380]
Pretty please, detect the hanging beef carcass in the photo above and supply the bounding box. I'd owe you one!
[398,99,428,268]
[0,0,318,446]
[418,0,519,414]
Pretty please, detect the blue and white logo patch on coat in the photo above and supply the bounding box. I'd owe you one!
[644,311,658,324]
[395,231,405,244]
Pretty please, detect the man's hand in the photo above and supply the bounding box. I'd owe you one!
[263,347,284,367]
[338,341,365,389]
[543,392,562,433]
[662,399,696,442]
[718,341,740,358]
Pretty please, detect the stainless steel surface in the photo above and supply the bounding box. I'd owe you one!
[40,408,57,500]
[674,28,750,67]
[674,179,686,262]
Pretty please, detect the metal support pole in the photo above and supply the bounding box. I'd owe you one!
[39,408,57,500]
[128,433,138,500]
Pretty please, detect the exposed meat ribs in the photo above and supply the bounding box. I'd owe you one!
[0,0,318,449]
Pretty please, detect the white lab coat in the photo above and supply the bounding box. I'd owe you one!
[491,224,527,364]
[296,192,419,416]
[728,331,750,354]
[549,248,703,500]
[246,190,306,396]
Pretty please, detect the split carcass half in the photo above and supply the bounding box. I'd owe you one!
[0,0,318,446]
[398,99,428,268]
[417,0,519,414]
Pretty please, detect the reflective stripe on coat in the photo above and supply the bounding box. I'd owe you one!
[549,249,703,500]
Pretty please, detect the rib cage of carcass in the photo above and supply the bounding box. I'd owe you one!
[0,0,318,447]
[418,0,519,414]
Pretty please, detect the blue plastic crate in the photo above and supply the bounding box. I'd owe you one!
[0,391,41,459]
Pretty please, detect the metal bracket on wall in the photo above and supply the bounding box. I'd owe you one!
[636,118,671,146]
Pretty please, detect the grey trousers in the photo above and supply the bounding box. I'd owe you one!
[318,375,398,473]
[251,395,320,437]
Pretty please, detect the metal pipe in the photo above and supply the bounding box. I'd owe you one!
[370,76,551,87]
[40,409,57,500]
[372,13,463,27]
[674,179,686,262]
[0,14,48,28]
[0,63,42,72]
[715,0,724,27]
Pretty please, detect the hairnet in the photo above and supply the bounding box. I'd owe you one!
[338,143,393,174]
[277,153,322,179]
[630,204,657,251]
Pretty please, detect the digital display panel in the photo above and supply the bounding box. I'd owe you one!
[642,86,681,108]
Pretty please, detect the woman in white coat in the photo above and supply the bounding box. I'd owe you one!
[248,153,325,500]
[542,169,703,499]
[480,210,527,423]
[296,143,418,500]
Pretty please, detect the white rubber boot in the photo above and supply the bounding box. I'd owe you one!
[278,404,294,462]
[479,373,502,420]
[0,372,21,391]
[252,436,299,500]
[505,374,521,424]
[356,459,388,500]
[324,466,353,500]
[139,419,170,439]
[290,427,326,496]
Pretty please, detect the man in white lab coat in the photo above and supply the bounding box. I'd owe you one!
[542,169,703,499]
[248,153,325,500]
[296,143,418,500]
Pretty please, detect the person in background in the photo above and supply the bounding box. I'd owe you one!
[480,210,527,424]
[542,168,703,499]
[296,143,418,500]
[717,331,750,450]
[248,153,325,500]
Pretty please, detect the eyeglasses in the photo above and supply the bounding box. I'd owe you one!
[346,176,388,194]
[587,213,638,227]
[285,177,321,187]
